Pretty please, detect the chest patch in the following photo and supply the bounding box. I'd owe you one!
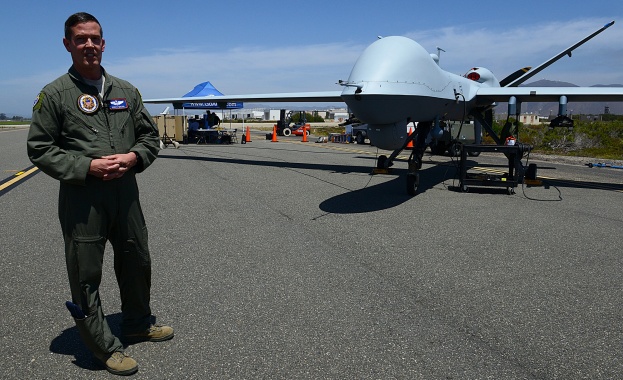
[107,98,129,111]
[77,94,99,114]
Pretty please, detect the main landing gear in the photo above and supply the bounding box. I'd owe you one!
[375,122,432,196]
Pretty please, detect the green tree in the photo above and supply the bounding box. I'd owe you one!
[291,112,324,123]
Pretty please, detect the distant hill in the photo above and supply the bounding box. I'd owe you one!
[591,84,623,88]
[524,79,578,88]
[512,80,623,116]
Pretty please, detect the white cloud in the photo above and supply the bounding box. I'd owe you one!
[106,42,365,99]
[405,18,623,85]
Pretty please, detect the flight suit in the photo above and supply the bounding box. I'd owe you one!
[27,66,160,359]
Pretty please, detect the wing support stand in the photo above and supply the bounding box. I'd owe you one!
[471,97,525,146]
[498,96,521,144]
[466,99,534,194]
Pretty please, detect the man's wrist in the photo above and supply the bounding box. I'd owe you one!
[131,151,141,168]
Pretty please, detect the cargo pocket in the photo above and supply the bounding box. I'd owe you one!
[72,235,106,316]
[124,226,151,267]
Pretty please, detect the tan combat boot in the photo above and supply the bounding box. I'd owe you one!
[98,351,138,376]
[123,324,174,343]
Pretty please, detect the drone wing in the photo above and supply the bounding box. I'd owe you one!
[144,91,344,105]
[475,86,623,104]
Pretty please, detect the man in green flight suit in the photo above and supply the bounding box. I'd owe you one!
[27,12,173,376]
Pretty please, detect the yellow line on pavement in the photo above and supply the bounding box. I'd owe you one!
[0,166,39,191]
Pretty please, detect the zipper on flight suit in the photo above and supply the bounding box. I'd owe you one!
[65,110,99,135]
[100,95,116,151]
[85,125,99,134]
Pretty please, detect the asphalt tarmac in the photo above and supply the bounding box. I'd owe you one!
[1,127,622,379]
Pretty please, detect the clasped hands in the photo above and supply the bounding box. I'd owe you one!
[88,152,138,180]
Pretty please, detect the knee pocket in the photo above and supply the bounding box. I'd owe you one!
[72,235,106,283]
[121,227,150,266]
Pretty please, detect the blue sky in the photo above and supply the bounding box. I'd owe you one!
[2,1,623,117]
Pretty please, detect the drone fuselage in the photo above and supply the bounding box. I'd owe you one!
[339,36,496,149]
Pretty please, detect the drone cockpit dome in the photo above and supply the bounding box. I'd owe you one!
[464,67,500,87]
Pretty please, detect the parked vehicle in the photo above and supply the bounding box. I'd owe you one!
[274,110,310,136]
[341,115,370,144]
[291,124,310,136]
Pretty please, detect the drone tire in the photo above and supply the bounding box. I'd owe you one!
[407,173,419,196]
[377,155,387,169]
[449,143,462,157]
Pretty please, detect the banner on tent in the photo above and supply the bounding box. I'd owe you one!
[181,102,243,109]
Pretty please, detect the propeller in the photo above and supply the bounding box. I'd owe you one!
[499,66,531,87]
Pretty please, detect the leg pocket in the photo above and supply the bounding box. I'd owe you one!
[67,235,106,316]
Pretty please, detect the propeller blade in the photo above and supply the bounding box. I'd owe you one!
[499,67,531,87]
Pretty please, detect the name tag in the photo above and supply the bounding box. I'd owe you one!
[108,98,128,111]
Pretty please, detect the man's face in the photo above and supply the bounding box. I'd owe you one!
[63,21,105,79]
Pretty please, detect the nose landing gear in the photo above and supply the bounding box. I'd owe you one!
[406,139,427,195]
[374,121,431,196]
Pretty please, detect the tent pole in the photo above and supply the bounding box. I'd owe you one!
[183,106,188,142]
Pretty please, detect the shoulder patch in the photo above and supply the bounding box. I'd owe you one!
[33,92,44,112]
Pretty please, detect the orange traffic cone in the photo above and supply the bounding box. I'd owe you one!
[271,125,278,142]
[245,126,251,143]
[301,126,308,142]
[406,126,414,149]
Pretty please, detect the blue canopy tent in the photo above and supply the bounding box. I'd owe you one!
[172,81,244,139]
[173,81,243,111]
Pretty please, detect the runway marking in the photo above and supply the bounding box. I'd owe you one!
[471,166,507,175]
[0,165,39,196]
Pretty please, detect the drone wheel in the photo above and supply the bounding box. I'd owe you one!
[377,155,387,169]
[407,173,419,196]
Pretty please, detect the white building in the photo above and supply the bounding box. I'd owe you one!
[496,112,548,125]
[265,109,284,121]
[332,112,348,122]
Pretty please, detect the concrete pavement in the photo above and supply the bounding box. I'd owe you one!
[1,128,622,378]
